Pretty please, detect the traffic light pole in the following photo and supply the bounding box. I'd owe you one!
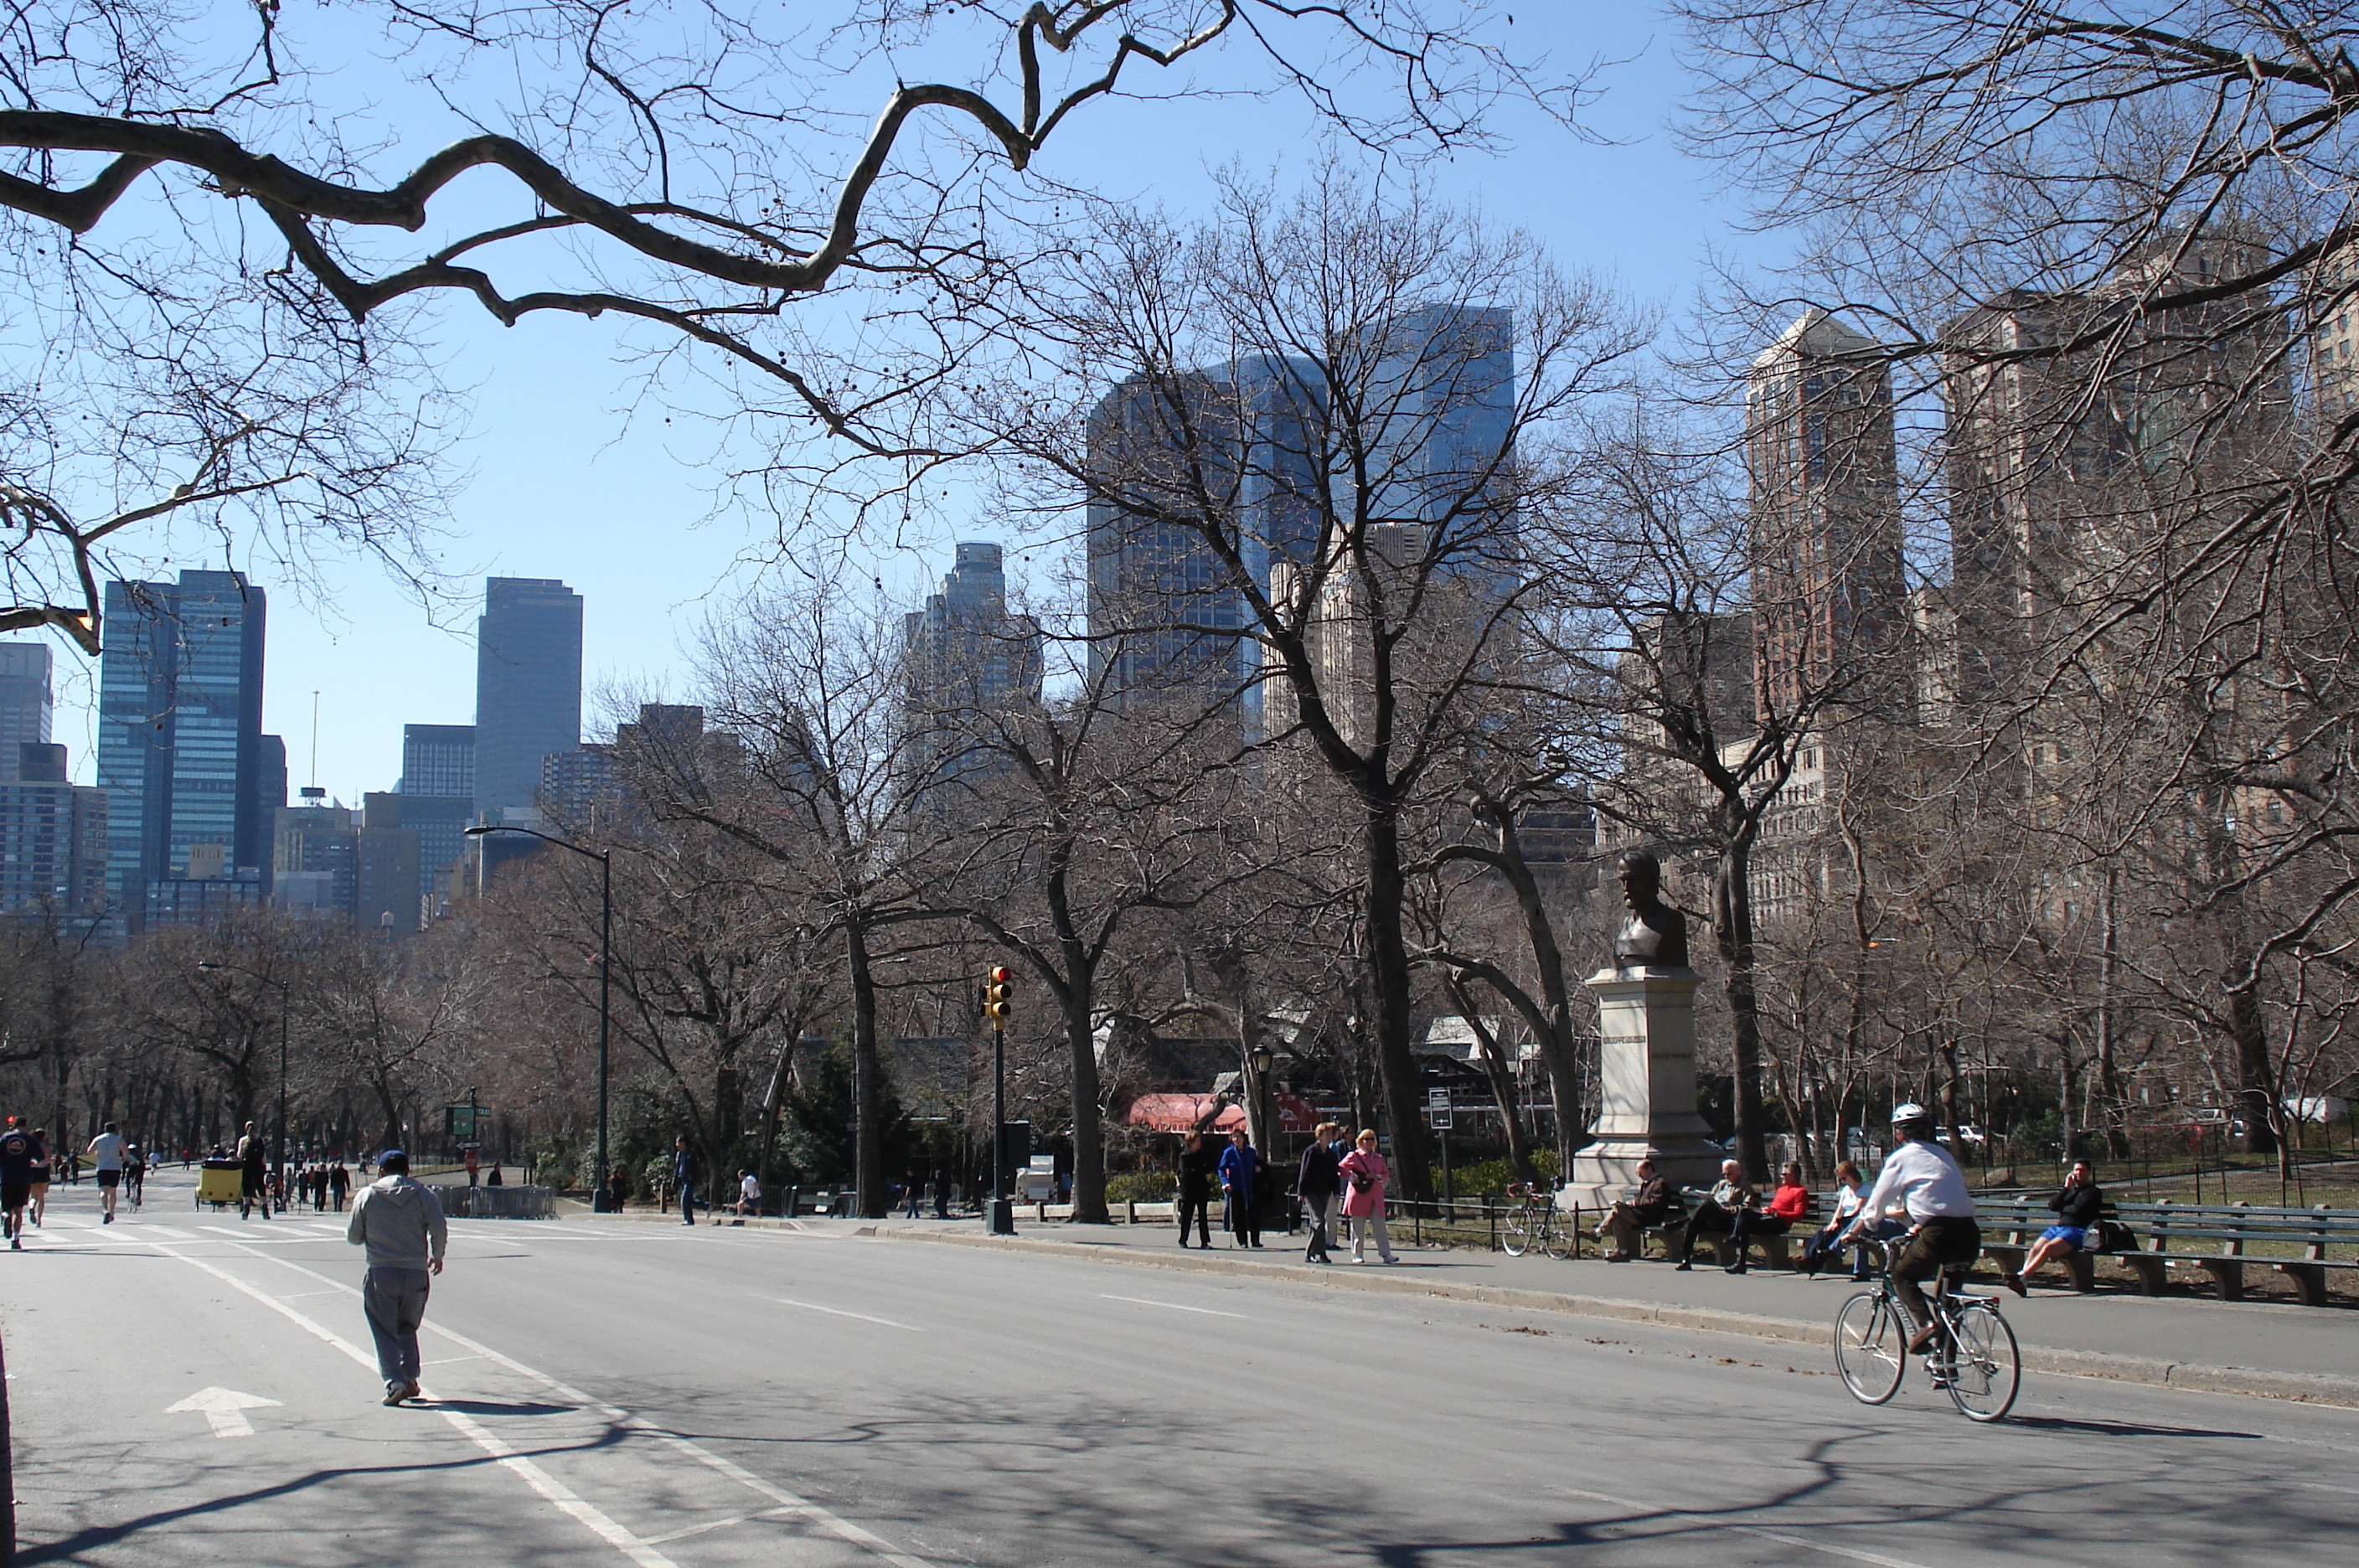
[989,1019,1015,1235]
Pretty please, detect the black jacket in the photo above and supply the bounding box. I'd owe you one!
[2049,1181,2104,1228]
[1297,1141,1342,1199]
[1177,1144,1216,1194]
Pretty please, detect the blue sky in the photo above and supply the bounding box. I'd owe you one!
[39,6,1775,799]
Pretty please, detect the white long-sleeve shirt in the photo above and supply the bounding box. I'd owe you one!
[1856,1139,1974,1226]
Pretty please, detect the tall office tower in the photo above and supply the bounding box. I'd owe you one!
[0,642,53,781]
[1744,310,1906,723]
[1227,354,1328,580]
[95,570,271,926]
[1362,305,1518,585]
[1085,373,1250,709]
[399,723,477,918]
[901,544,1045,802]
[0,741,108,915]
[400,724,475,798]
[358,792,423,934]
[474,577,582,816]
[274,794,358,919]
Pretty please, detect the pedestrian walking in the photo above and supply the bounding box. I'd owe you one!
[1296,1122,1345,1263]
[464,1147,480,1188]
[1174,1132,1214,1248]
[607,1163,631,1213]
[236,1121,271,1220]
[903,1168,922,1219]
[486,1162,503,1188]
[674,1136,702,1225]
[86,1122,129,1224]
[0,1122,37,1248]
[1337,1129,1397,1264]
[1218,1128,1262,1248]
[346,1148,448,1406]
[329,1161,351,1211]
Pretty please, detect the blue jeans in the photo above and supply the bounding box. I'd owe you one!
[680,1183,698,1224]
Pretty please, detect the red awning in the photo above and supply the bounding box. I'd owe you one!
[1125,1092,1319,1134]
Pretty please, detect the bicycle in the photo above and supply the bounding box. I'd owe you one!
[1834,1236,2020,1421]
[1500,1181,1572,1260]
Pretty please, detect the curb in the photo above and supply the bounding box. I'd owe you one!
[879,1228,2359,1409]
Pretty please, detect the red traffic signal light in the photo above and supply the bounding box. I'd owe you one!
[983,966,1014,1025]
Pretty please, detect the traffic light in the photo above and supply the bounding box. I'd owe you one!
[983,966,1013,1027]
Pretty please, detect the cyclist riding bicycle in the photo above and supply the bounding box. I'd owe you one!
[1842,1104,1980,1354]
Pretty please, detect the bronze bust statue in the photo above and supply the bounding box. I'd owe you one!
[1612,849,1690,970]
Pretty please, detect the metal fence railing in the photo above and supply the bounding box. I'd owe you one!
[440,1184,556,1220]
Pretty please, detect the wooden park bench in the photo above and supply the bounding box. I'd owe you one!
[1983,1195,2359,1305]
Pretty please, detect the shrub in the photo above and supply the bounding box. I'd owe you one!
[1106,1170,1175,1204]
[1447,1150,1560,1199]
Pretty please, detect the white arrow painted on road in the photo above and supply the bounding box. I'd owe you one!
[166,1386,281,1437]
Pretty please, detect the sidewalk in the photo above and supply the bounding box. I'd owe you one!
[600,1204,2359,1406]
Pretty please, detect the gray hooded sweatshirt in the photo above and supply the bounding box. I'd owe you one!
[346,1174,448,1271]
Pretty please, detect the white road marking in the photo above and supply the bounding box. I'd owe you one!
[233,1249,937,1567]
[1100,1293,1249,1320]
[137,1225,197,1239]
[165,1386,281,1438]
[201,1225,255,1238]
[771,1297,924,1332]
[147,1246,686,1568]
[1553,1484,1932,1568]
[640,1507,799,1546]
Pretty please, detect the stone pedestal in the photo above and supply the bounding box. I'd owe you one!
[1556,966,1725,1211]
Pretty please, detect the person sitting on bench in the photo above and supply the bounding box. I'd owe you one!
[1672,1160,1753,1271]
[2003,1159,2103,1297]
[1596,1159,1675,1261]
[1725,1162,1809,1273]
[1801,1161,1870,1279]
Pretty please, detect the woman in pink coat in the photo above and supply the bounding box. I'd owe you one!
[1336,1129,1398,1264]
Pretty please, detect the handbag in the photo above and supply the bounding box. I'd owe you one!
[2097,1219,2139,1253]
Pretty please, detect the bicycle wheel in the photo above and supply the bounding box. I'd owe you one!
[1503,1205,1532,1256]
[1543,1206,1576,1260]
[1834,1292,1907,1405]
[1943,1303,2020,1422]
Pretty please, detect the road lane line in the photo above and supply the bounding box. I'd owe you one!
[1551,1484,1931,1568]
[145,1244,685,1568]
[640,1506,798,1546]
[439,1405,682,1568]
[771,1297,925,1332]
[1101,1293,1250,1319]
[230,1246,940,1568]
[136,1225,196,1239]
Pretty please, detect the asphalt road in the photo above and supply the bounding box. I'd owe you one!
[8,1171,2357,1567]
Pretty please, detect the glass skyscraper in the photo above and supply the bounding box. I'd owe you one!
[0,642,54,781]
[474,578,582,815]
[95,570,277,924]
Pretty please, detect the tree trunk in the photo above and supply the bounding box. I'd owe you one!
[847,924,886,1216]
[1712,842,1770,1183]
[1062,976,1111,1223]
[1362,805,1432,1199]
[2228,982,2277,1157]
[1448,980,1535,1185]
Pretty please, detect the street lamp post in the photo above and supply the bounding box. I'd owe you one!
[468,825,613,1210]
[196,960,290,1215]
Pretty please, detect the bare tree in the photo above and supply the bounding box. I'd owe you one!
[967,171,1643,1197]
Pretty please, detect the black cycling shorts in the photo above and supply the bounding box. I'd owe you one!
[97,1169,121,1188]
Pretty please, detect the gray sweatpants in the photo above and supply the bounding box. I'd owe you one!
[364,1266,431,1385]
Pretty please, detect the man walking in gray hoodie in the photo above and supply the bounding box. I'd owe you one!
[346,1149,448,1405]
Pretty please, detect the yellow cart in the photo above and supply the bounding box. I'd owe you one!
[195,1158,246,1210]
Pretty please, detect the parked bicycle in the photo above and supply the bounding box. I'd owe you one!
[1500,1181,1572,1260]
[1834,1237,2020,1421]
